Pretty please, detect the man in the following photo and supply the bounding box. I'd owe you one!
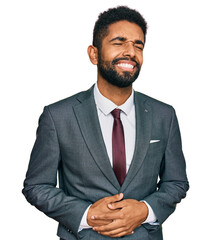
[22,6,189,240]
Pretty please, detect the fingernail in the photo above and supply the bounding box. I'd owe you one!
[108,203,112,208]
[91,216,95,219]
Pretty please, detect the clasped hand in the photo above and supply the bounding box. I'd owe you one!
[87,193,148,238]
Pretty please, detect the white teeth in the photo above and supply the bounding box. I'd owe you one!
[117,63,134,69]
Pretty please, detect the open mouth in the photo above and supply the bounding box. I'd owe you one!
[115,59,136,72]
[116,62,135,71]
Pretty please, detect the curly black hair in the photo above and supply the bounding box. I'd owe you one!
[93,6,148,50]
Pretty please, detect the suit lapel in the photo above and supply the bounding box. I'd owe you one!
[121,92,152,192]
[73,87,120,190]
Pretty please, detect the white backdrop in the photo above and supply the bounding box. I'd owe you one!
[1,0,210,239]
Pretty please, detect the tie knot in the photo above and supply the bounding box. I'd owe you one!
[111,109,121,119]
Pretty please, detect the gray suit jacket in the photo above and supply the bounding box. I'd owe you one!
[22,86,189,240]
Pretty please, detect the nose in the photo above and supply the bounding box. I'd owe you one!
[122,41,136,58]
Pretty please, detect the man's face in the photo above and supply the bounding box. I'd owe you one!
[97,20,145,88]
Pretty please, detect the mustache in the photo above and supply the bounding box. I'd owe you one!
[112,57,139,66]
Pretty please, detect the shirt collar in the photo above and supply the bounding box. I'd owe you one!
[94,83,134,116]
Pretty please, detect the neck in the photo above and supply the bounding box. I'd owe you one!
[97,76,132,106]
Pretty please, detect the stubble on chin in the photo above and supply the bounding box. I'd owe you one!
[97,58,140,88]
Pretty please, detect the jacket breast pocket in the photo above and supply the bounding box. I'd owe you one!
[147,139,166,156]
[149,140,164,151]
[142,140,165,177]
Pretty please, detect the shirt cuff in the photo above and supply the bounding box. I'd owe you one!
[142,201,159,225]
[78,205,92,232]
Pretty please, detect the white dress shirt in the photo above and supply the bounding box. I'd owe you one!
[79,83,157,230]
[94,83,136,171]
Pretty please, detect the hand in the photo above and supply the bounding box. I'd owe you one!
[87,193,124,227]
[92,199,148,238]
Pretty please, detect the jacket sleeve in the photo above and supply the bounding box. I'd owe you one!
[144,108,189,228]
[22,106,90,238]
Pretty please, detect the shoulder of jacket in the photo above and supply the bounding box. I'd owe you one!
[46,86,94,111]
[135,91,175,114]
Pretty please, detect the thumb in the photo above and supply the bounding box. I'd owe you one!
[107,193,124,203]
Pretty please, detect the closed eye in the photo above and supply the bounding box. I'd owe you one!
[135,46,143,50]
[113,43,123,45]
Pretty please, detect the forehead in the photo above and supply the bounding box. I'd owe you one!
[105,20,144,42]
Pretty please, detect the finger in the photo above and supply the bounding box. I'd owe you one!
[93,211,122,221]
[108,200,127,210]
[105,193,124,203]
[97,227,125,236]
[89,219,112,226]
[93,219,123,232]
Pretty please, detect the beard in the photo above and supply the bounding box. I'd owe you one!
[97,55,141,88]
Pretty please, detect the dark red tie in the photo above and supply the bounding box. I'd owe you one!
[111,109,126,186]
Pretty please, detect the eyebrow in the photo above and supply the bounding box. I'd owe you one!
[109,37,144,46]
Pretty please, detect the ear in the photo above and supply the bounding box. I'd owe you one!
[87,45,98,65]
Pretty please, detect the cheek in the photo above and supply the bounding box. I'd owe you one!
[137,54,143,66]
[105,52,120,62]
[101,46,122,60]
